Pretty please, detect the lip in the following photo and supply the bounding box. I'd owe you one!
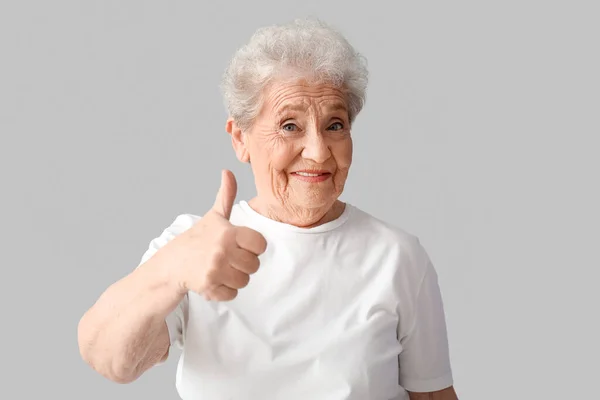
[293,169,331,174]
[290,170,332,183]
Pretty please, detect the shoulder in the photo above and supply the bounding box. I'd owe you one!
[143,213,202,250]
[137,213,202,267]
[348,205,428,258]
[163,213,202,235]
[347,205,434,281]
[148,213,204,242]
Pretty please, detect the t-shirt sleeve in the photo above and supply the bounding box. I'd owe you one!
[398,241,454,392]
[136,214,198,353]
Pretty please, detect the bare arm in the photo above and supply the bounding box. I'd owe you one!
[408,386,459,400]
[77,258,183,384]
[77,170,266,384]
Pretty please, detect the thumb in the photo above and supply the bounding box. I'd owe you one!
[211,169,237,219]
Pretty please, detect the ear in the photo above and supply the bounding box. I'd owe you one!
[226,117,250,163]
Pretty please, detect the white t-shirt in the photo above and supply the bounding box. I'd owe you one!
[138,201,453,400]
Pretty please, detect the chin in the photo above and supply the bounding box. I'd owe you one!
[293,193,337,210]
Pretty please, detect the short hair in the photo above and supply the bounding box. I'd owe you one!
[220,17,369,131]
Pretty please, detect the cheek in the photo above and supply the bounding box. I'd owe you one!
[334,139,353,169]
[249,137,287,169]
[270,143,300,172]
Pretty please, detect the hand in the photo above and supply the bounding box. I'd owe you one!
[164,169,267,301]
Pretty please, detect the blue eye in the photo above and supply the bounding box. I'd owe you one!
[282,123,298,132]
[328,122,344,131]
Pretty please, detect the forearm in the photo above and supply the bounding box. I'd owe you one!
[408,386,458,400]
[77,259,183,382]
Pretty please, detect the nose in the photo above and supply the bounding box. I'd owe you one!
[301,130,331,164]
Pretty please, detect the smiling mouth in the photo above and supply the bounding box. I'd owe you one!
[291,169,332,176]
[290,171,332,182]
[293,171,330,177]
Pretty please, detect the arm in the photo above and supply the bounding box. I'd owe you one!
[77,258,183,383]
[77,178,266,384]
[398,238,456,395]
[408,385,459,399]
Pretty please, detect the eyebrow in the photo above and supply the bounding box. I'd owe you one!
[324,102,348,113]
[277,103,307,114]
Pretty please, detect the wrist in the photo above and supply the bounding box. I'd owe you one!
[138,254,187,302]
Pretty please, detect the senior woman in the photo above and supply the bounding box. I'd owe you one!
[78,18,457,400]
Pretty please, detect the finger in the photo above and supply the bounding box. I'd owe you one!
[211,169,237,220]
[205,285,238,302]
[220,265,251,289]
[235,226,268,255]
[229,248,260,275]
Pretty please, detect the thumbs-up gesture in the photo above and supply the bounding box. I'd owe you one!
[165,170,267,301]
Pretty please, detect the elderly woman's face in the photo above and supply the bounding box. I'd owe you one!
[231,80,353,217]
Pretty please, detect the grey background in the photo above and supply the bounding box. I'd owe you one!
[1,1,598,399]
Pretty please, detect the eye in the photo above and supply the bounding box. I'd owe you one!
[328,122,344,131]
[282,123,298,132]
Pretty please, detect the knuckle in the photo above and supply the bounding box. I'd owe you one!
[226,289,238,301]
[210,249,227,266]
[214,287,236,301]
[254,257,261,271]
[239,251,252,265]
[216,225,235,243]
[248,257,260,274]
[204,266,221,285]
[238,273,250,288]
[255,235,267,253]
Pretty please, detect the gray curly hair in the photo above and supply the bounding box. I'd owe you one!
[220,18,369,131]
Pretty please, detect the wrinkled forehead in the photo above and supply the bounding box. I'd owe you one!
[274,100,348,116]
[262,80,349,116]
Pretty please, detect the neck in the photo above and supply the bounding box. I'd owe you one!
[247,197,346,228]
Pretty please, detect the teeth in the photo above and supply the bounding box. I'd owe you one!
[297,172,321,177]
